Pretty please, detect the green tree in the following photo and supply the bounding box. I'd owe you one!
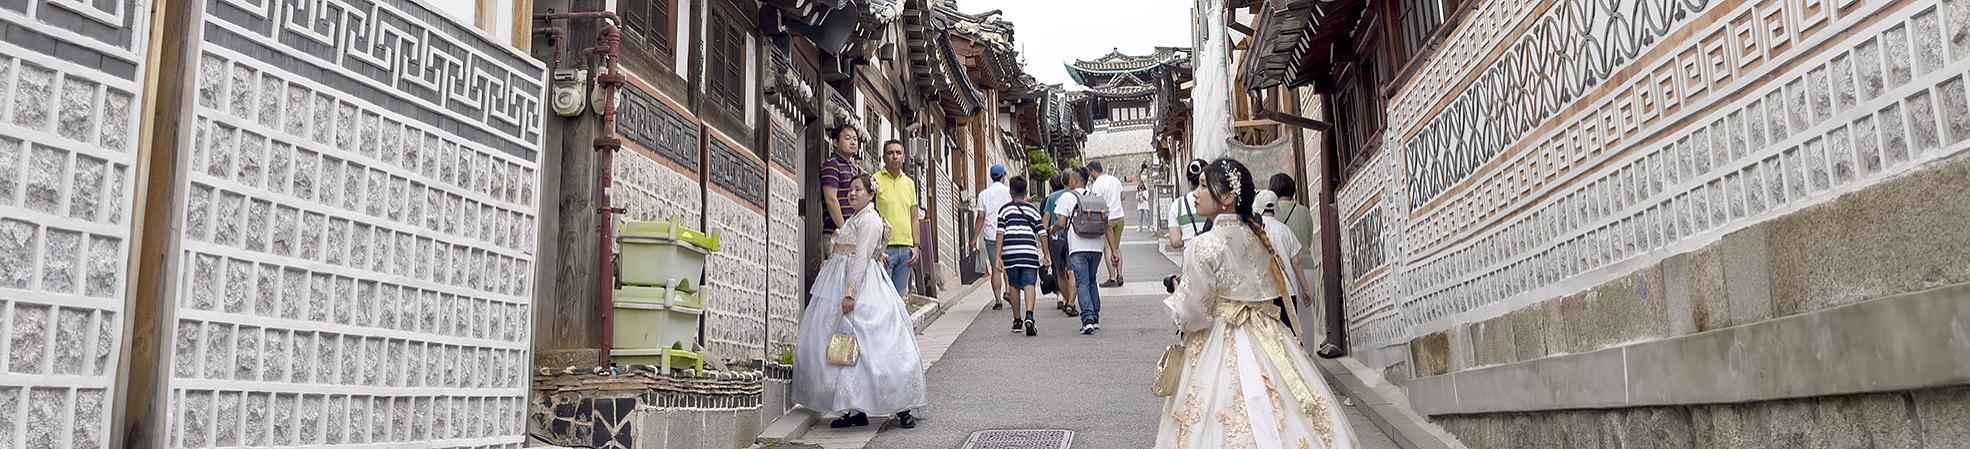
[1024,147,1057,183]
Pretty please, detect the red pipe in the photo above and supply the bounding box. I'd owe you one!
[535,11,624,367]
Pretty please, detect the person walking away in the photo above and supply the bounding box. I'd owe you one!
[793,175,927,429]
[872,140,921,296]
[819,126,863,242]
[974,164,1012,310]
[995,176,1047,336]
[1252,189,1317,331]
[1270,173,1337,356]
[1136,187,1152,232]
[1042,174,1080,317]
[1088,162,1127,287]
[1165,159,1211,249]
[1052,168,1107,334]
[1154,158,1356,448]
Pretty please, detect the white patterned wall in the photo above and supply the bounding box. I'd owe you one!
[765,118,802,358]
[0,0,149,446]
[1349,0,1970,356]
[702,191,767,363]
[614,153,705,227]
[168,0,545,447]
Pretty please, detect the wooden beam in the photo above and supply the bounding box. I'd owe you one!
[1229,19,1255,35]
[118,0,199,446]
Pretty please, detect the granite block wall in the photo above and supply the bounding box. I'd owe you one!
[0,0,148,446]
[765,119,803,359]
[701,134,768,364]
[165,1,546,447]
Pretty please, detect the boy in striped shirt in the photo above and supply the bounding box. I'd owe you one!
[996,176,1048,336]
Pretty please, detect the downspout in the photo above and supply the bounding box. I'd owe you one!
[536,11,624,366]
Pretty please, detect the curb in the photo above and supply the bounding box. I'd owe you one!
[1314,357,1469,449]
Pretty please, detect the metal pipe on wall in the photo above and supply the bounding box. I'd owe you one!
[534,10,624,367]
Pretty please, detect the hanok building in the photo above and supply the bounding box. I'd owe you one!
[1067,48,1192,179]
[1239,0,1970,445]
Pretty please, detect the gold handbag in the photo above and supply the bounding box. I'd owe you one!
[827,317,859,366]
[1151,341,1184,397]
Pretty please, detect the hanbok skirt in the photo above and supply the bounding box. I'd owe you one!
[1154,301,1357,449]
[791,256,929,415]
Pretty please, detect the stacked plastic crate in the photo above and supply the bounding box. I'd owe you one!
[613,217,721,371]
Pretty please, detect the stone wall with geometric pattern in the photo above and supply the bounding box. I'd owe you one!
[165,1,545,448]
[1347,0,1970,371]
[0,0,150,447]
[764,116,802,359]
[701,132,768,364]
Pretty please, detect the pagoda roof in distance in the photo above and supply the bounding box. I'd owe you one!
[1068,47,1190,73]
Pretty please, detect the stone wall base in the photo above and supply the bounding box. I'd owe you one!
[1436,386,1970,449]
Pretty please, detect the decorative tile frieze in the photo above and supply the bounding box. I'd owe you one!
[707,138,766,208]
[620,85,701,172]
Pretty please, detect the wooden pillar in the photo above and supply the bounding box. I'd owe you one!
[531,0,609,364]
[117,0,201,445]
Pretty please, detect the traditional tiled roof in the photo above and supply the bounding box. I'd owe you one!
[1068,47,1189,72]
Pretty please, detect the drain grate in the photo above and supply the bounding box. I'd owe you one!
[961,429,1074,449]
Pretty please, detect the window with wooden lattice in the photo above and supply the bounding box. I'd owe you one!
[624,0,674,61]
[707,10,749,116]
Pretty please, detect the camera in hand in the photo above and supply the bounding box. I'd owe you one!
[1163,274,1181,293]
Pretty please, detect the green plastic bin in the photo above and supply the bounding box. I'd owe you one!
[610,302,703,350]
[611,347,703,371]
[614,283,701,308]
[617,217,721,287]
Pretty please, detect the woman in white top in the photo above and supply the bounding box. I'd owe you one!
[1136,187,1153,232]
[1154,158,1356,448]
[793,175,928,429]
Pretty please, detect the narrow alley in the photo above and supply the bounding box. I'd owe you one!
[791,194,1403,449]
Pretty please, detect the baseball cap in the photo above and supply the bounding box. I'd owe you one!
[1253,190,1279,215]
[990,164,1006,177]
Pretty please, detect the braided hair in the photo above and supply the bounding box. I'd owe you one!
[1200,158,1292,302]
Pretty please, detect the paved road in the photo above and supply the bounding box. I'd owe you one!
[803,190,1401,449]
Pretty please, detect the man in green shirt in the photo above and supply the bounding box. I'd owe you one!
[1269,174,1316,268]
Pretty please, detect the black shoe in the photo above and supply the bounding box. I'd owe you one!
[896,411,917,429]
[993,301,1004,310]
[1056,301,1066,310]
[1064,306,1080,317]
[830,412,869,428]
[1024,312,1037,336]
[1012,318,1023,332]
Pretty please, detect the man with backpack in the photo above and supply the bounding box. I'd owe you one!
[1051,167,1108,335]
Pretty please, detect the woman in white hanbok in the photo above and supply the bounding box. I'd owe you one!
[793,175,928,429]
[1155,158,1356,449]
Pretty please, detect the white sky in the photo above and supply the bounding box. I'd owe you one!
[973,0,1196,87]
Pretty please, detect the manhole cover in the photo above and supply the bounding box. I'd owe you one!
[961,429,1074,449]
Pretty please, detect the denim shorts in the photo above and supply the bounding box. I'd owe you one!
[1005,266,1039,289]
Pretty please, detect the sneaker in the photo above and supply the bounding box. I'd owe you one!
[1092,322,1102,330]
[1012,318,1023,333]
[1024,312,1037,337]
[1080,324,1094,335]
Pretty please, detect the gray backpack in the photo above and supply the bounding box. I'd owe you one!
[1071,190,1109,239]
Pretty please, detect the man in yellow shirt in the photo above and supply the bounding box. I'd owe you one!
[873,140,922,296]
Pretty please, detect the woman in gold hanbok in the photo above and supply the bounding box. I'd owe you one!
[1155,158,1357,449]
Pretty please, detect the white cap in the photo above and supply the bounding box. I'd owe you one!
[1253,190,1279,215]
